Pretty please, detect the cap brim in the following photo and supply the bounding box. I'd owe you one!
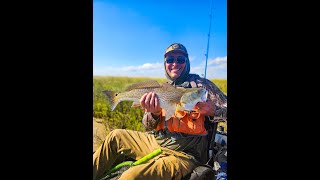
[165,49,188,56]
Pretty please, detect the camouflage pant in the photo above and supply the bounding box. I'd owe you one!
[93,129,198,180]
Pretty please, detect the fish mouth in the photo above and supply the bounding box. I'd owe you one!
[201,90,208,101]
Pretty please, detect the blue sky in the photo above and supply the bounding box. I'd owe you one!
[93,0,227,79]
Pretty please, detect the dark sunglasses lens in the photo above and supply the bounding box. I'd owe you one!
[177,56,186,64]
[166,57,174,64]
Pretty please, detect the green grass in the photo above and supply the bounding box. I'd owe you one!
[93,76,227,132]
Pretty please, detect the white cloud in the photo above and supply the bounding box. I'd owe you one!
[94,56,227,79]
[208,56,227,65]
[189,56,196,61]
[93,62,165,77]
[121,63,162,72]
[190,56,227,79]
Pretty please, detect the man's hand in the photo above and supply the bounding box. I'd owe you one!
[193,99,216,116]
[140,92,162,115]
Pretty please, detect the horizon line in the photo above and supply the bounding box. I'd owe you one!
[93,75,227,80]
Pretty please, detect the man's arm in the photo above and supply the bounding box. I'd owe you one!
[142,112,161,131]
[200,78,227,121]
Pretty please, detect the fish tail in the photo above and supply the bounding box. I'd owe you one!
[102,90,119,111]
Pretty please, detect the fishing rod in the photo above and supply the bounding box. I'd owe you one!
[204,0,214,79]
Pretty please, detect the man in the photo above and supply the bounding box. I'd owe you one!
[93,43,227,180]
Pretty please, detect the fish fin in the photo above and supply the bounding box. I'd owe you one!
[125,80,161,91]
[131,101,141,108]
[161,82,178,91]
[164,109,175,121]
[102,90,119,111]
[175,103,185,112]
[163,103,177,121]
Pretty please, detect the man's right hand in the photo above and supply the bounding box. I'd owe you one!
[140,92,161,115]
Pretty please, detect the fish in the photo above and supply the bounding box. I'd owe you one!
[102,80,208,121]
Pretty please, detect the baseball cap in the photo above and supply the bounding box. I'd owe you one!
[164,43,188,56]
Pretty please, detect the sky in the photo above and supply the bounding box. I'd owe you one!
[93,0,227,79]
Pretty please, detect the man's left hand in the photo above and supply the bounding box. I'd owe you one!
[193,100,216,116]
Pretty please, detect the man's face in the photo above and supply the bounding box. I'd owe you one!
[165,51,187,80]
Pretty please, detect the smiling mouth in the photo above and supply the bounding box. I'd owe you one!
[171,68,181,72]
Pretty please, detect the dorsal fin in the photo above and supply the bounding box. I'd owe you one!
[161,82,179,91]
[125,80,161,91]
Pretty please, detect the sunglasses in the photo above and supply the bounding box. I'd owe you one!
[165,56,186,64]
